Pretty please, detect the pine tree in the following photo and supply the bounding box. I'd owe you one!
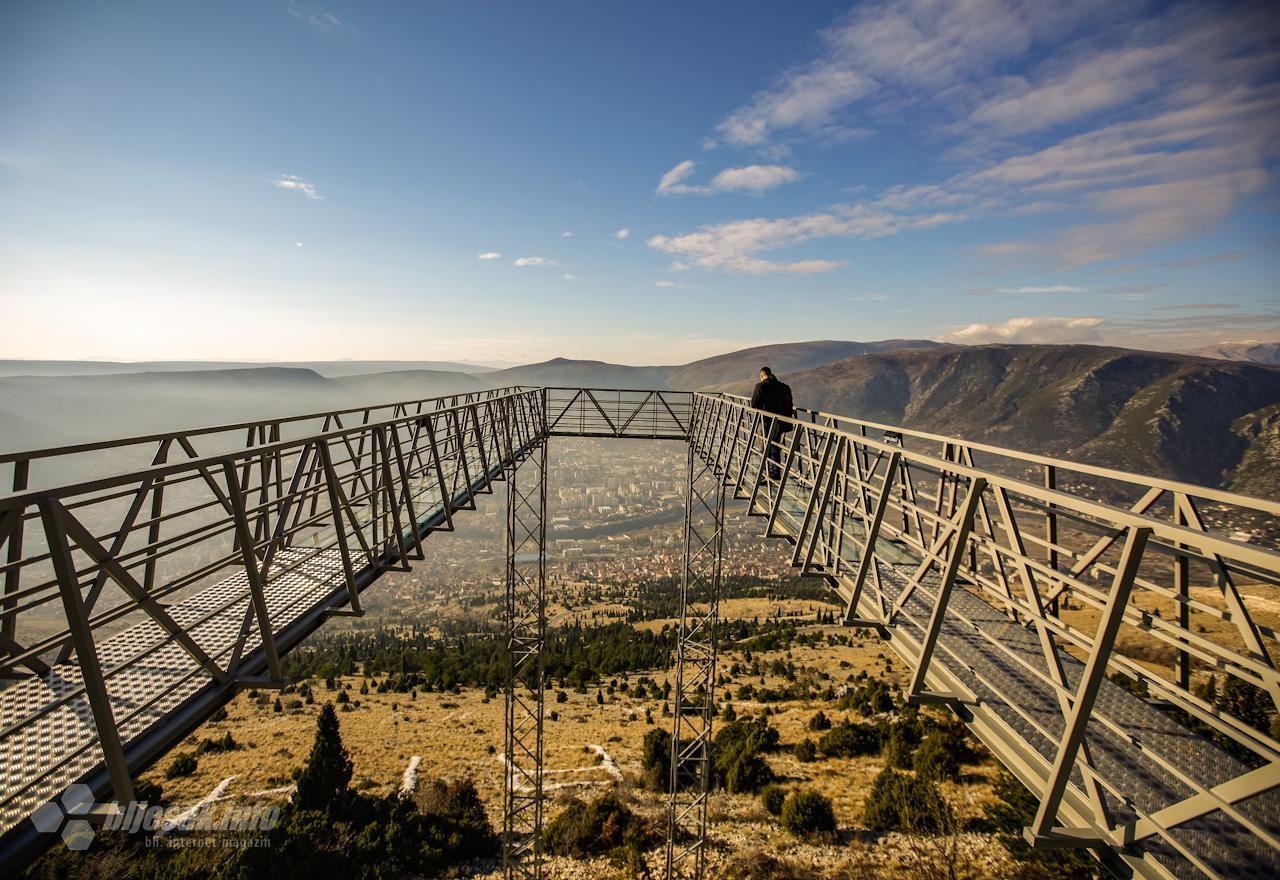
[294,703,353,813]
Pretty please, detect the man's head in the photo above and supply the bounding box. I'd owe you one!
[759,366,773,382]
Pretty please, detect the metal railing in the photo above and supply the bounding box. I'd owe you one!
[0,387,546,861]
[0,384,1276,880]
[692,391,1280,880]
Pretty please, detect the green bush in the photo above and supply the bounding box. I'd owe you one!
[165,753,197,779]
[793,738,817,763]
[543,791,657,857]
[862,767,953,833]
[413,777,497,862]
[883,723,916,769]
[913,731,961,782]
[817,721,880,758]
[640,727,672,791]
[713,715,778,794]
[780,789,836,837]
[724,750,774,794]
[808,710,832,731]
[760,784,787,816]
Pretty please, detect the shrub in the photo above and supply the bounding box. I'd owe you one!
[913,731,960,782]
[760,784,786,816]
[817,721,880,758]
[165,753,197,779]
[884,723,916,769]
[543,791,656,857]
[808,710,832,731]
[641,728,672,791]
[714,716,778,794]
[725,750,774,794]
[793,738,817,763]
[780,789,836,837]
[414,777,497,862]
[863,767,952,834]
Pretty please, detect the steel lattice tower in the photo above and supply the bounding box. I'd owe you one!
[503,434,547,880]
[665,426,727,880]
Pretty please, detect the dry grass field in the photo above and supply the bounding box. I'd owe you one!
[141,600,1016,879]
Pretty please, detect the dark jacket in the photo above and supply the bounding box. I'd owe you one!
[750,376,794,432]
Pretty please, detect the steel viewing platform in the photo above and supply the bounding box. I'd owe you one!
[0,386,1276,880]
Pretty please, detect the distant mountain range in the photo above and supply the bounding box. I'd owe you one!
[717,344,1280,499]
[0,359,498,378]
[3,340,1278,498]
[1182,342,1280,366]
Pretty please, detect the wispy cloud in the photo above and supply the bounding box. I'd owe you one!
[287,2,352,36]
[995,285,1090,294]
[514,257,561,267]
[940,316,1105,345]
[654,281,675,288]
[612,228,630,241]
[273,174,321,199]
[657,160,799,195]
[562,231,574,237]
[667,1,1280,272]
[563,273,577,281]
[647,202,961,274]
[477,252,503,260]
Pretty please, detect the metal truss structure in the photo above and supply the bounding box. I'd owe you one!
[664,436,726,879]
[0,385,1277,880]
[503,402,547,879]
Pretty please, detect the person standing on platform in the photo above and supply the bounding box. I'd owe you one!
[750,366,794,480]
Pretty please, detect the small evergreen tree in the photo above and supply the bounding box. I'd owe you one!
[780,789,836,837]
[294,703,353,813]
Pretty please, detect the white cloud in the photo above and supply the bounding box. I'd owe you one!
[477,252,503,260]
[514,257,561,267]
[563,273,577,281]
[658,161,800,196]
[647,204,961,274]
[940,316,1104,345]
[562,231,574,237]
[287,2,351,35]
[710,164,800,193]
[274,174,321,199]
[654,281,675,288]
[710,0,1111,148]
[994,285,1090,294]
[295,242,304,248]
[612,228,630,241]
[717,60,874,147]
[657,161,698,195]
[658,2,1280,273]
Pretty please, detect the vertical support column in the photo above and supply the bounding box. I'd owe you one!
[503,438,547,880]
[2,459,28,643]
[1045,464,1059,617]
[665,435,726,880]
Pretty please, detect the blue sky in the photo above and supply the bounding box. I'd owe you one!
[1,0,1277,365]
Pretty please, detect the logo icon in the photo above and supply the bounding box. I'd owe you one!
[29,784,97,851]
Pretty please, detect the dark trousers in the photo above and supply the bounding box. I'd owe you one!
[764,420,783,479]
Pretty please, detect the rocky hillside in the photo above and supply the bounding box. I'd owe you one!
[721,345,1280,498]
